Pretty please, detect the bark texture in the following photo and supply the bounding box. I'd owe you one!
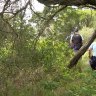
[37,0,96,6]
[68,30,96,68]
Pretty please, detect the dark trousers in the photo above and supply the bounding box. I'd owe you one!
[89,56,96,70]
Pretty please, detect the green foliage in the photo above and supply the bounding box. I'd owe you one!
[0,7,96,96]
[80,27,94,43]
[52,7,96,39]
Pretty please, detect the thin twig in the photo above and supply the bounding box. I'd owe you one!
[29,2,46,20]
[33,5,67,50]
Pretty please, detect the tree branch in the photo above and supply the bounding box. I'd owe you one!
[33,6,67,50]
[0,0,30,20]
[7,0,30,19]
[37,0,87,6]
[29,3,46,20]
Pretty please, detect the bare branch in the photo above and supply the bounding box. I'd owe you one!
[0,0,30,20]
[2,0,10,12]
[6,0,30,19]
[33,5,67,50]
[29,3,46,20]
[1,0,11,17]
[13,0,29,15]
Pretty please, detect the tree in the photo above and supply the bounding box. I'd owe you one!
[37,0,96,7]
[37,0,96,68]
[0,0,96,68]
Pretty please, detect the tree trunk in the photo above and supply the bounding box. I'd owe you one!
[68,30,96,68]
[37,0,96,6]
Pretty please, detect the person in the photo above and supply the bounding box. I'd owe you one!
[70,27,83,72]
[70,27,83,53]
[88,41,96,70]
